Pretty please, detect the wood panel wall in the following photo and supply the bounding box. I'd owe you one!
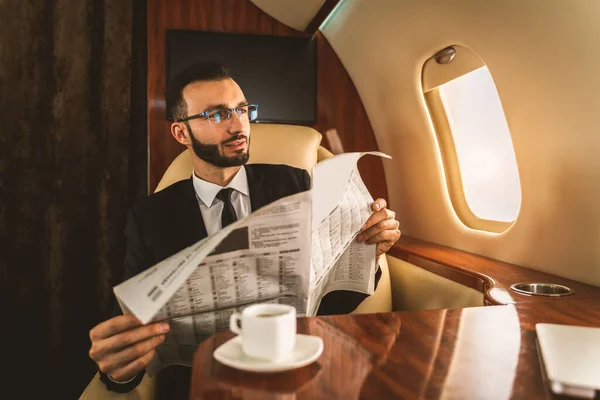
[147,0,387,201]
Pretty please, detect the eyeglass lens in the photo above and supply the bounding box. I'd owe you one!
[208,105,258,124]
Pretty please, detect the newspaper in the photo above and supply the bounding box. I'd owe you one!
[113,151,390,373]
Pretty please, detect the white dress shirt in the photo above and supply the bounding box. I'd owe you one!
[192,166,251,235]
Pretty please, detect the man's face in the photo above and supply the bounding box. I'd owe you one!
[182,78,250,167]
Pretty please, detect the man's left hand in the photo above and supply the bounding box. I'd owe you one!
[356,198,401,258]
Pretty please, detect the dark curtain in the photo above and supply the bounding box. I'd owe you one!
[0,0,147,398]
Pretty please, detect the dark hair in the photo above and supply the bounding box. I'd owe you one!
[166,62,231,122]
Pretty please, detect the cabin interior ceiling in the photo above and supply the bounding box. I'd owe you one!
[249,0,326,31]
[322,0,600,285]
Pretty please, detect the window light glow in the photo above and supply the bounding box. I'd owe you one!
[439,67,521,222]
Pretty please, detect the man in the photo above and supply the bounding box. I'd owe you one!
[88,63,401,394]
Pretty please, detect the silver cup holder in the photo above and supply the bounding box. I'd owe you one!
[510,282,574,297]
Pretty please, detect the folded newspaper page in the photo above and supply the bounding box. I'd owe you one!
[113,151,390,374]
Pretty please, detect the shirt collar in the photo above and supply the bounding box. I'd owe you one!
[192,166,249,207]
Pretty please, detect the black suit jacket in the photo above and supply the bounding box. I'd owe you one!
[102,164,379,395]
[121,164,312,282]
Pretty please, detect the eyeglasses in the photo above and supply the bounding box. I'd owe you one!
[177,104,259,124]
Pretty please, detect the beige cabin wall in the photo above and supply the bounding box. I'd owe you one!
[249,0,326,31]
[322,0,600,285]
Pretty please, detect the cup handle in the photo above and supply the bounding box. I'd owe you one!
[229,312,242,335]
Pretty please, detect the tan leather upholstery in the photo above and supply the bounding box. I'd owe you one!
[387,256,483,311]
[81,123,391,399]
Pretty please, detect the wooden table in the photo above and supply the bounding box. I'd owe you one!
[189,298,600,399]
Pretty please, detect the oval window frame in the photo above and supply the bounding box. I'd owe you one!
[422,45,521,233]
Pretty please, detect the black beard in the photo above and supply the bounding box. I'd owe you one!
[188,126,249,167]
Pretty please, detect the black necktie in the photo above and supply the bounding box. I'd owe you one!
[216,188,238,228]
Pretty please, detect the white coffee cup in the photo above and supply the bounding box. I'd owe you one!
[229,303,296,362]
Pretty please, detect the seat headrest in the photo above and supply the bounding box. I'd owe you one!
[154,123,325,193]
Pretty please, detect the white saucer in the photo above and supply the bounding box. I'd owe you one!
[213,334,323,373]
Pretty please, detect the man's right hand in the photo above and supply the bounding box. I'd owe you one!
[89,315,170,382]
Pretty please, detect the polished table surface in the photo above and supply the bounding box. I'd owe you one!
[189,297,600,399]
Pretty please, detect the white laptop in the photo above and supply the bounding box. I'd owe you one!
[536,323,600,399]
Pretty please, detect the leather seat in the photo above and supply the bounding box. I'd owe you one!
[80,123,391,399]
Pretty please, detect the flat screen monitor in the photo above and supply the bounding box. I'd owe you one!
[167,30,317,125]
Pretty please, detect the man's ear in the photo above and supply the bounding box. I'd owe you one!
[171,122,190,146]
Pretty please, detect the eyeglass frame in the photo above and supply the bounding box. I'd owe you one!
[175,104,259,124]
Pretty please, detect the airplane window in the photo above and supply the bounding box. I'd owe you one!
[439,66,521,223]
[425,65,521,231]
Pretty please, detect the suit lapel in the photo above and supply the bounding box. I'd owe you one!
[246,165,273,211]
[178,177,208,241]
